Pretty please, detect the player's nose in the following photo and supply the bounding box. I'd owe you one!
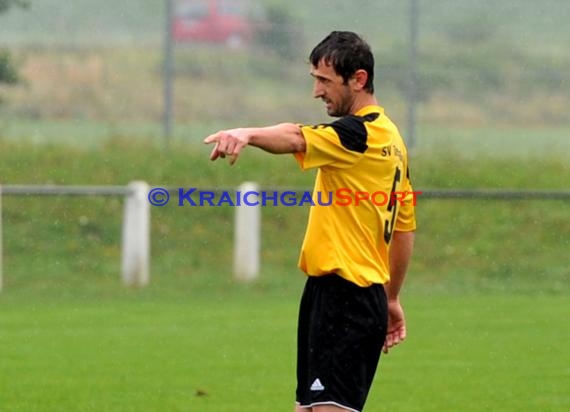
[313,81,324,99]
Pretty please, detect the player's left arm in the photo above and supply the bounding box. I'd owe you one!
[383,165,417,353]
[204,123,306,165]
[383,229,415,353]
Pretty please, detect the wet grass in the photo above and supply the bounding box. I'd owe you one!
[0,140,568,410]
[0,292,568,411]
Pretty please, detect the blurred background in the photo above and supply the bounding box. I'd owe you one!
[1,0,569,147]
[0,1,568,411]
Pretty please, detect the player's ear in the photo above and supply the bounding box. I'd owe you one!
[352,69,368,91]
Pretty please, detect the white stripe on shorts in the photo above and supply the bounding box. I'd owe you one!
[296,400,360,412]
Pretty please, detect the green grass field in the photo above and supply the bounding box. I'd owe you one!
[1,291,569,411]
[0,138,568,411]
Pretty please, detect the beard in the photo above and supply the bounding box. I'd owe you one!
[326,87,354,117]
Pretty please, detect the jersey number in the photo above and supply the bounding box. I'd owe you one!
[383,166,401,244]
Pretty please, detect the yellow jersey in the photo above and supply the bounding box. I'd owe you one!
[294,105,417,287]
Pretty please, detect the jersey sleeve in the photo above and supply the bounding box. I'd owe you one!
[294,116,368,170]
[395,167,417,232]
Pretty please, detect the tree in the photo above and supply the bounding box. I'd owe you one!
[0,0,29,84]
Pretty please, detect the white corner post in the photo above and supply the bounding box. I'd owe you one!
[234,182,260,281]
[121,181,150,287]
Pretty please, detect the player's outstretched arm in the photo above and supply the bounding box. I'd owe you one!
[204,123,305,165]
[383,230,415,354]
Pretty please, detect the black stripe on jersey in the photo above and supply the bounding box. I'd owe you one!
[325,112,380,153]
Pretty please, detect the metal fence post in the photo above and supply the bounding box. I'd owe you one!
[121,181,151,287]
[163,0,174,147]
[0,185,3,292]
[234,182,260,281]
[407,0,419,149]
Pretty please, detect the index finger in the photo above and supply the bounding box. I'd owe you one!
[204,132,221,144]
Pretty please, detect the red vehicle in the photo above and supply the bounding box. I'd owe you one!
[172,0,258,46]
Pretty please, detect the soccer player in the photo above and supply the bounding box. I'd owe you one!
[204,31,417,412]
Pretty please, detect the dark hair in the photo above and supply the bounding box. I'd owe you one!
[309,31,375,93]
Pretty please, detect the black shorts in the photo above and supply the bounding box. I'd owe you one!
[296,274,388,412]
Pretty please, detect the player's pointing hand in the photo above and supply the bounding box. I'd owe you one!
[204,128,250,166]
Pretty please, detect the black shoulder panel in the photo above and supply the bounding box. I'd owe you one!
[327,112,380,153]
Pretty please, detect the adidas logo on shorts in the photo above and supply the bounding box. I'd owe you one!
[310,378,325,391]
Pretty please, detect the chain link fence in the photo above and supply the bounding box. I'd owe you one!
[0,0,569,153]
